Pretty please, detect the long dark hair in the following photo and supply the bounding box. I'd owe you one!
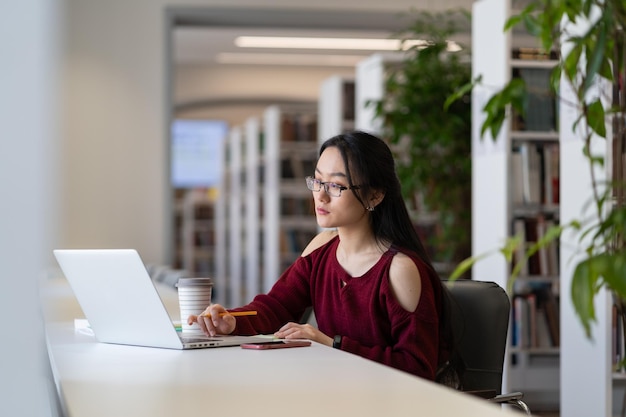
[319,130,432,266]
[320,131,462,385]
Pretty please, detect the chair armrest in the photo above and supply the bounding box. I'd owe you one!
[489,392,531,415]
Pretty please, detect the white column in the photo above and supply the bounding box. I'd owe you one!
[471,0,512,395]
[1,1,61,415]
[471,0,511,290]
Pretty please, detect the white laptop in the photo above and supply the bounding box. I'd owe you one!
[53,249,267,350]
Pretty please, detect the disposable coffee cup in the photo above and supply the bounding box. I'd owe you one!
[176,277,213,334]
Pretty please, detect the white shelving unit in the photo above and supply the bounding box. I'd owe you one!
[263,105,318,292]
[558,19,613,417]
[354,53,403,134]
[179,189,216,277]
[213,141,227,307]
[472,0,561,411]
[318,75,355,143]
[227,126,243,306]
[244,116,262,305]
[215,120,263,307]
[473,1,618,415]
[217,104,320,307]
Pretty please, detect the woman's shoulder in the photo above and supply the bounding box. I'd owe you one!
[388,250,424,313]
[300,230,338,257]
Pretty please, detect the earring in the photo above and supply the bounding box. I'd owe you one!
[367,206,375,212]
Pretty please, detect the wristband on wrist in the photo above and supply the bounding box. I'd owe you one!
[333,335,342,349]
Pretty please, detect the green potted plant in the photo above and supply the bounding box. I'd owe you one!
[373,10,473,276]
[450,0,626,339]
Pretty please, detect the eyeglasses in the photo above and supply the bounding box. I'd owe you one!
[305,176,360,197]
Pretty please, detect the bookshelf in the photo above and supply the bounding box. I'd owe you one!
[509,58,561,412]
[216,105,318,307]
[557,18,613,417]
[318,75,355,143]
[213,139,227,307]
[472,0,561,410]
[244,117,263,305]
[214,121,259,307]
[475,1,621,415]
[227,126,244,306]
[354,53,402,133]
[178,188,218,278]
[263,105,319,292]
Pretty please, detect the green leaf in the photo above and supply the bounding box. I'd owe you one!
[449,252,491,281]
[563,41,583,83]
[602,252,626,297]
[444,77,476,111]
[587,99,607,138]
[571,258,600,339]
[480,78,526,139]
[582,19,608,94]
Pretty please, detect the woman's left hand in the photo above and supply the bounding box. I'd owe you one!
[274,322,333,347]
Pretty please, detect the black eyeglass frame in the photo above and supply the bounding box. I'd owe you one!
[305,176,360,197]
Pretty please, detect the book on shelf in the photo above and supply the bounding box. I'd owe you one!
[542,143,560,205]
[512,47,559,61]
[279,112,318,142]
[512,218,529,276]
[512,285,560,349]
[511,215,559,277]
[511,142,560,207]
[512,143,541,205]
[342,80,356,121]
[613,297,626,372]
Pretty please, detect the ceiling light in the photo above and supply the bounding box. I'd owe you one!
[235,36,462,52]
[216,53,366,66]
[235,36,407,51]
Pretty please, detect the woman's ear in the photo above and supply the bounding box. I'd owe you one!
[369,189,385,209]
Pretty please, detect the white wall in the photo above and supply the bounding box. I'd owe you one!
[175,64,355,126]
[61,0,474,266]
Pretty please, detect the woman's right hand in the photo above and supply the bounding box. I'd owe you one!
[187,304,236,337]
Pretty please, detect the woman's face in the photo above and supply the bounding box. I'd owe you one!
[311,146,368,230]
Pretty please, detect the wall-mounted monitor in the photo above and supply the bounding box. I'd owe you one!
[171,119,228,188]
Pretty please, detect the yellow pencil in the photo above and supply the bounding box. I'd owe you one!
[201,310,257,319]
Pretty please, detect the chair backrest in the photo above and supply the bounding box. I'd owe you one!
[442,280,510,395]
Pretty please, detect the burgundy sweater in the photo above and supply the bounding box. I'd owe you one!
[231,235,442,380]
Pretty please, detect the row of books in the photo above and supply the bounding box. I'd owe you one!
[512,285,560,349]
[511,142,559,206]
[280,113,318,142]
[512,215,559,277]
[342,80,356,121]
[281,155,315,180]
[612,299,626,371]
[281,196,314,216]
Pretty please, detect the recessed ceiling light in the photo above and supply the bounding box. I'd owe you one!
[235,36,410,51]
[234,36,462,52]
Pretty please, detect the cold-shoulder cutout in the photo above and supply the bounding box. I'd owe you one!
[388,252,422,313]
[300,230,338,257]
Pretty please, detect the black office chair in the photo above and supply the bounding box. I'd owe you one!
[439,280,531,415]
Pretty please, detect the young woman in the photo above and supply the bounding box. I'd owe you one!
[189,131,447,380]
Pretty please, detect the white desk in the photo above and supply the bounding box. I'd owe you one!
[43,278,522,417]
